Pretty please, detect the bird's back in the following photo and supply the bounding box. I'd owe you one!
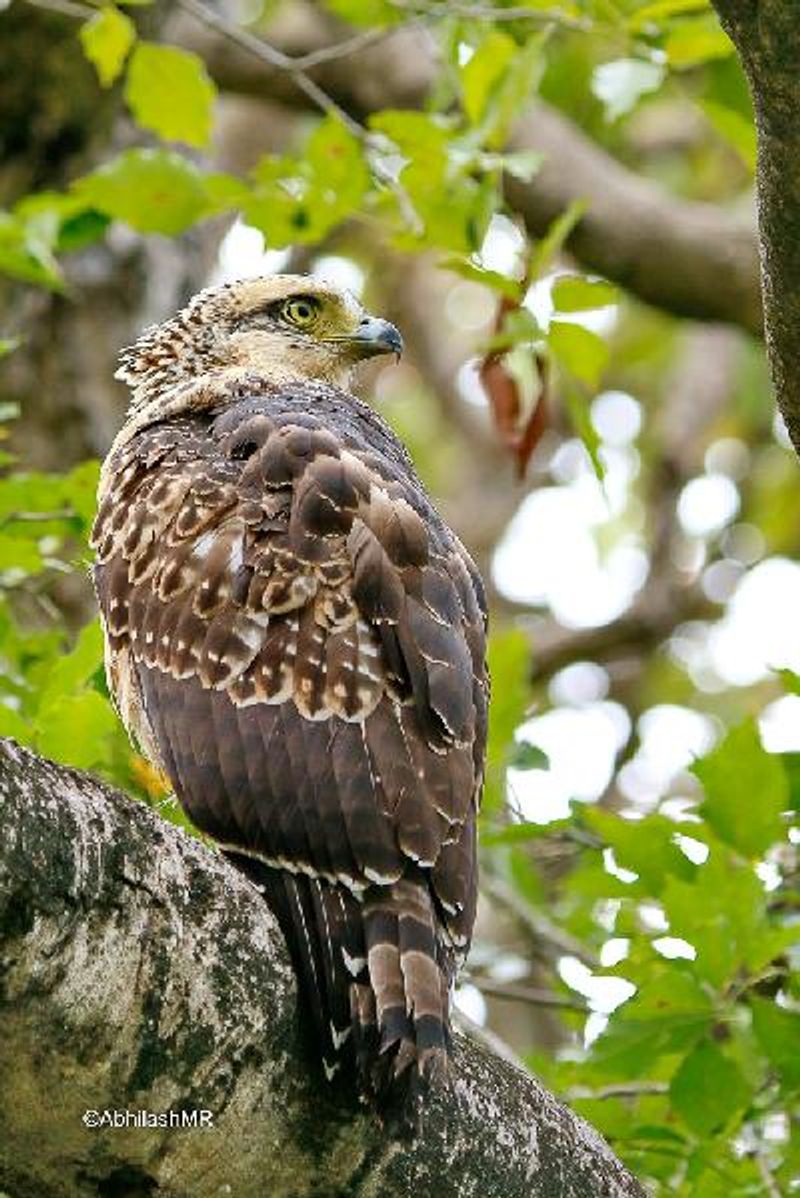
[92,377,488,1120]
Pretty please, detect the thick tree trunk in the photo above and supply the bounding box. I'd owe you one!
[0,737,645,1198]
[711,0,800,454]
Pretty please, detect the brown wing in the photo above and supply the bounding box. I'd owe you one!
[92,386,488,1103]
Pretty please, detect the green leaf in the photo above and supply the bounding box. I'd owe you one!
[0,703,34,745]
[440,256,522,300]
[305,115,370,223]
[700,99,756,171]
[552,275,618,312]
[0,533,43,574]
[561,381,605,481]
[665,17,734,69]
[484,629,531,814]
[584,809,697,892]
[461,32,517,125]
[322,0,400,25]
[36,691,118,770]
[779,669,800,696]
[530,199,586,279]
[782,752,800,813]
[32,621,117,770]
[38,621,105,709]
[246,117,369,248]
[549,322,609,388]
[750,997,800,1089]
[591,58,665,121]
[482,818,571,846]
[79,6,136,87]
[493,149,543,183]
[693,720,788,856]
[0,472,67,522]
[204,172,251,212]
[628,0,710,29]
[125,42,216,148]
[486,306,541,353]
[661,846,774,987]
[0,211,63,290]
[370,110,450,162]
[592,970,712,1075]
[670,1040,751,1135]
[482,33,547,150]
[0,341,20,362]
[371,110,497,251]
[75,149,210,235]
[61,458,102,526]
[510,740,550,771]
[13,190,108,255]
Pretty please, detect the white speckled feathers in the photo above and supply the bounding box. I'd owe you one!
[93,375,488,1106]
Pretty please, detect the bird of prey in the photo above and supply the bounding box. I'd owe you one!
[91,275,488,1119]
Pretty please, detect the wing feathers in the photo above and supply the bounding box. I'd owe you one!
[93,389,487,1115]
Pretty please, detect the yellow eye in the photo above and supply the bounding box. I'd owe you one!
[282,296,320,328]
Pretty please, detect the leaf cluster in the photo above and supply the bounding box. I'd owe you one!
[482,635,800,1193]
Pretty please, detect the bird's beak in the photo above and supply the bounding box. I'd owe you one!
[347,316,404,362]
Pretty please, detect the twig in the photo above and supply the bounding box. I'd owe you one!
[566,1081,669,1100]
[756,1153,783,1198]
[290,27,393,70]
[176,0,423,233]
[22,0,93,17]
[175,0,366,139]
[388,0,591,32]
[481,873,601,969]
[0,509,75,530]
[466,975,588,1012]
[453,1008,527,1071]
[528,594,716,683]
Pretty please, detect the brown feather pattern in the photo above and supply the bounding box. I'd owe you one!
[92,379,488,1112]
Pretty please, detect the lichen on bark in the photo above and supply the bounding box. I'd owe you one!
[0,738,645,1197]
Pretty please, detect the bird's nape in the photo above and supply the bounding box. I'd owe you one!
[114,274,402,415]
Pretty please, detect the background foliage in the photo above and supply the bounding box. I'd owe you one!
[1,1,798,1193]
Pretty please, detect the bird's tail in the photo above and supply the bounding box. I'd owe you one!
[226,854,452,1122]
[357,876,452,1108]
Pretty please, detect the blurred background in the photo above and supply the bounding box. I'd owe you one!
[1,1,798,1192]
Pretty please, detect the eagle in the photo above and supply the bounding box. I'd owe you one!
[91,275,489,1119]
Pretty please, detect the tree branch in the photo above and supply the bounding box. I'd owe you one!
[175,0,367,138]
[177,12,763,335]
[503,105,762,336]
[0,737,644,1198]
[710,0,800,451]
[387,0,592,33]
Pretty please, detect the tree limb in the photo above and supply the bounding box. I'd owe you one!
[0,737,645,1198]
[710,0,800,451]
[503,106,762,336]
[177,11,763,335]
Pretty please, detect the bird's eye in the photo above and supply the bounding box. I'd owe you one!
[281,296,320,328]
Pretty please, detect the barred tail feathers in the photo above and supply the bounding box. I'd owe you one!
[361,877,451,1101]
[225,854,452,1110]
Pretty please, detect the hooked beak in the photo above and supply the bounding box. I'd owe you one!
[347,316,404,362]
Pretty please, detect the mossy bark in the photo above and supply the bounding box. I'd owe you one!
[0,738,645,1198]
[711,0,800,454]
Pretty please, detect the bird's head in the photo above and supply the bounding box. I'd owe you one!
[116,274,403,412]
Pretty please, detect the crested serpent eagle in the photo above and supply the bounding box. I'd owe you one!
[92,276,489,1119]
